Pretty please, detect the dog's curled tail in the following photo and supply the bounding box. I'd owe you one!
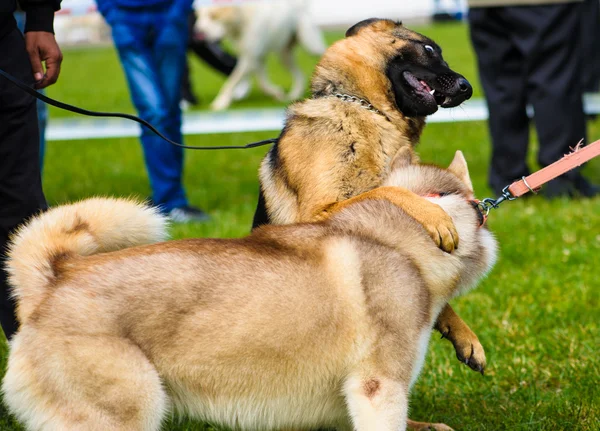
[6,197,168,324]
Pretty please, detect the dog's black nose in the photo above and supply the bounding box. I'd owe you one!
[457,77,471,93]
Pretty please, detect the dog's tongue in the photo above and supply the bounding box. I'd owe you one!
[403,71,436,101]
[419,80,432,93]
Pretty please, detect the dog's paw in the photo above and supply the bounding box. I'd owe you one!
[232,80,251,101]
[414,201,459,253]
[210,98,231,111]
[428,424,455,431]
[442,328,486,374]
[407,420,455,431]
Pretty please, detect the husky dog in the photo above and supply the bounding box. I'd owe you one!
[3,149,495,431]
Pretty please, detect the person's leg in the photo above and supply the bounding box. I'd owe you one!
[525,4,587,168]
[580,0,600,94]
[151,12,190,211]
[469,7,530,194]
[0,25,47,339]
[110,10,188,212]
[181,10,199,106]
[524,3,597,197]
[149,12,210,221]
[14,11,47,172]
[153,14,188,148]
[37,94,48,172]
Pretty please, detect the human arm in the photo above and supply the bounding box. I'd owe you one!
[18,0,62,88]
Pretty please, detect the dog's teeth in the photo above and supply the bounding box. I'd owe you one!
[429,89,435,95]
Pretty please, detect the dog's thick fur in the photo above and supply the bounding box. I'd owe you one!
[3,151,496,431]
[253,21,483,418]
[195,0,326,111]
[254,19,473,229]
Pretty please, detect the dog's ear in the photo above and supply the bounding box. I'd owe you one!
[346,18,382,37]
[448,151,473,190]
[346,18,402,37]
[390,147,417,170]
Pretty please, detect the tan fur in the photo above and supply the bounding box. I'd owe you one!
[6,197,168,326]
[256,21,486,415]
[2,156,496,431]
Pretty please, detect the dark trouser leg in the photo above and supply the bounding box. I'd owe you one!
[0,25,47,339]
[522,3,587,174]
[580,0,600,93]
[469,8,530,192]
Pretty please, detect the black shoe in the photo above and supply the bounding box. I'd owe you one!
[573,174,600,197]
[542,177,577,199]
[542,174,599,199]
[168,206,211,223]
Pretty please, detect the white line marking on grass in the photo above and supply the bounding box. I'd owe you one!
[46,95,600,141]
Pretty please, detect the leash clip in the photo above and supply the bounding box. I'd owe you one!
[478,185,516,216]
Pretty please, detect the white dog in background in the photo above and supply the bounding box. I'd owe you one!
[196,0,327,111]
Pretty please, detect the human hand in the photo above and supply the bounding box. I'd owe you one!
[25,31,63,89]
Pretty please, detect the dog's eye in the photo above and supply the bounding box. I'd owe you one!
[424,45,435,54]
[438,192,453,197]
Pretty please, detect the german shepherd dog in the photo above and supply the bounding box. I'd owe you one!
[252,20,483,416]
[3,150,496,431]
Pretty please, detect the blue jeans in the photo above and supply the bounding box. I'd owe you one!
[109,5,189,212]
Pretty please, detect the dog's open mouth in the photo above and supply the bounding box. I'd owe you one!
[403,71,450,107]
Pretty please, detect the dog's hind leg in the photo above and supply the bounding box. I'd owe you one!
[3,326,168,431]
[280,48,305,101]
[342,374,409,431]
[256,61,287,102]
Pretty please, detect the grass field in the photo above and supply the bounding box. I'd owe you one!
[1,22,599,430]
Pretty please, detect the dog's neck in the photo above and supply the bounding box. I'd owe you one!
[326,196,496,303]
[312,63,426,144]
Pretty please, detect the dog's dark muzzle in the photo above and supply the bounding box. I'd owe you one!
[436,74,473,108]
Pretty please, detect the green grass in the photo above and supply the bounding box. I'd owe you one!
[1,22,599,430]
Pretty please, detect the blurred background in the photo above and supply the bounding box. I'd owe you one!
[52,0,467,45]
[0,0,598,430]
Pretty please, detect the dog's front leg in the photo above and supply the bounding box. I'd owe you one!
[320,186,459,253]
[343,375,408,431]
[435,304,486,373]
[211,58,254,111]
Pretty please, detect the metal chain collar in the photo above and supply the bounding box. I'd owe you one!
[332,93,383,116]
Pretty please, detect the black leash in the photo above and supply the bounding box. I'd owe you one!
[0,68,277,150]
